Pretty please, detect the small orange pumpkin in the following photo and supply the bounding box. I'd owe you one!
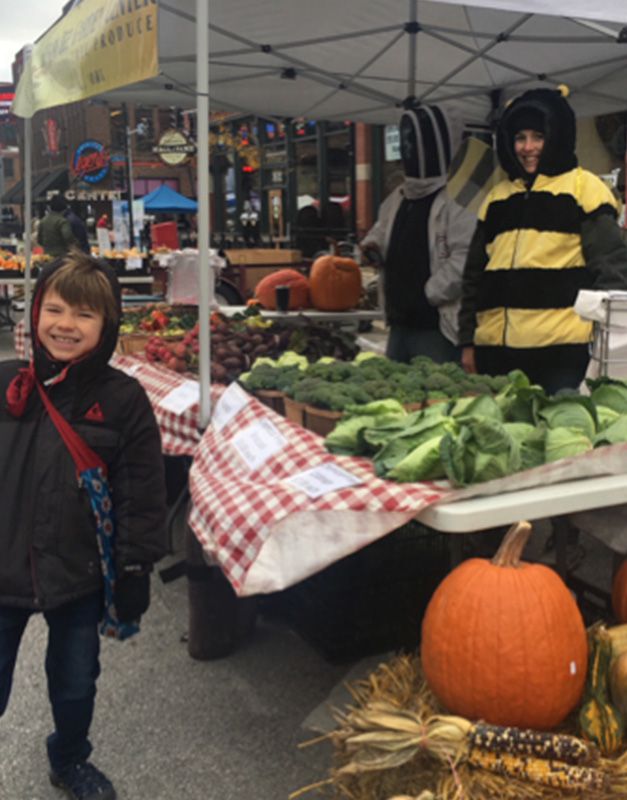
[254,269,310,310]
[612,560,627,622]
[421,521,588,730]
[309,253,362,311]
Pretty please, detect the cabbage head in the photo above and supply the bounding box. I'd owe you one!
[545,426,593,462]
[537,397,596,440]
[590,382,627,414]
[593,416,627,447]
[385,435,447,482]
[440,417,521,486]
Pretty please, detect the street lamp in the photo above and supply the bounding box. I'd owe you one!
[124,107,148,247]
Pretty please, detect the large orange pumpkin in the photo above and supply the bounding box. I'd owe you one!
[421,521,588,730]
[254,269,310,310]
[309,253,362,311]
[612,560,627,622]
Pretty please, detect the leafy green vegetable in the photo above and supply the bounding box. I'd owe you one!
[450,393,503,421]
[343,399,407,418]
[544,426,593,462]
[595,405,621,431]
[374,418,456,476]
[537,397,597,440]
[503,422,546,470]
[590,382,627,414]
[593,416,627,447]
[324,415,379,455]
[385,435,447,482]
[440,417,521,486]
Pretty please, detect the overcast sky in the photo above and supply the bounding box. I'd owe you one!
[1,2,65,84]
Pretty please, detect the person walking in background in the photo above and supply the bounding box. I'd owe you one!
[0,251,168,800]
[64,202,90,254]
[37,194,78,258]
[96,212,109,229]
[360,104,476,363]
[458,86,627,393]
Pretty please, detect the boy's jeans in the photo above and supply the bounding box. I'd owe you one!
[0,592,101,772]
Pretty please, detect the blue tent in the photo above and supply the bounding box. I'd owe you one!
[141,184,198,214]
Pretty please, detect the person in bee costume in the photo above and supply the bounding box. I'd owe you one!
[458,86,627,393]
[361,104,476,363]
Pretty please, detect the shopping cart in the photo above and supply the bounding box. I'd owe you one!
[586,291,627,380]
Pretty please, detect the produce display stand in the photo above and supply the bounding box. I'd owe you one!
[217,305,383,325]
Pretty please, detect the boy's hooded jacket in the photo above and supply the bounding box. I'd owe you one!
[0,259,167,611]
[458,87,627,356]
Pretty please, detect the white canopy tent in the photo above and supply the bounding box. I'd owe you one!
[102,0,627,123]
[21,0,627,426]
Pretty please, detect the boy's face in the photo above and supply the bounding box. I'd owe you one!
[37,289,105,362]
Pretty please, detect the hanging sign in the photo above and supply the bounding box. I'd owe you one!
[153,129,196,166]
[72,140,110,184]
[12,0,158,119]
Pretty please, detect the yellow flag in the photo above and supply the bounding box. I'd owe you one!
[447,136,505,215]
[13,0,158,119]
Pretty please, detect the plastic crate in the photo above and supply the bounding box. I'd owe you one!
[264,521,451,662]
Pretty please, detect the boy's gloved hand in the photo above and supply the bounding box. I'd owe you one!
[115,564,152,623]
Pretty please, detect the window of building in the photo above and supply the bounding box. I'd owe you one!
[133,108,155,152]
[109,107,126,151]
[3,158,14,179]
[134,178,179,196]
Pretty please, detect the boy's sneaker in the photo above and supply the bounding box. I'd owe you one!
[50,761,116,800]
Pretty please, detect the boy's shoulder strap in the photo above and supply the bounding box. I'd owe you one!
[36,382,106,474]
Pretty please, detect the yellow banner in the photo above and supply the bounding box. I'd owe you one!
[13,0,158,118]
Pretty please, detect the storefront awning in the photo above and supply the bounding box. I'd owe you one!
[2,168,69,205]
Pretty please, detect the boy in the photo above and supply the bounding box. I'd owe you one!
[0,251,168,800]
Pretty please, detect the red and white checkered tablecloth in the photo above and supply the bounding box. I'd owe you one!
[112,355,203,456]
[188,391,452,597]
[13,319,30,360]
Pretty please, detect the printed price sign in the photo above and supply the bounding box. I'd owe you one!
[286,462,362,498]
[126,256,143,271]
[158,380,200,414]
[212,382,250,431]
[231,418,287,471]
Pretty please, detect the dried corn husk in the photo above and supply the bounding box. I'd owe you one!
[291,652,627,800]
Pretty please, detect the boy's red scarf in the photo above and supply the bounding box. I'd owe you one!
[6,362,70,418]
[6,364,36,418]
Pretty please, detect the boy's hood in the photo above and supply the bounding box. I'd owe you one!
[496,87,577,182]
[31,257,122,384]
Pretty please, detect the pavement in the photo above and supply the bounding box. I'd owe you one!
[0,315,619,800]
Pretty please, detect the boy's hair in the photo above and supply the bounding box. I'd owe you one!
[43,250,119,324]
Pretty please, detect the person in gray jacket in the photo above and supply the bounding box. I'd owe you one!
[361,104,476,363]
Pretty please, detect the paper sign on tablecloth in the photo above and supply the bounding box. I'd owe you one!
[126,256,143,271]
[286,463,363,499]
[158,380,200,414]
[231,418,287,471]
[212,382,251,431]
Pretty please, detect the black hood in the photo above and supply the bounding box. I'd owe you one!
[496,87,578,181]
[31,257,122,384]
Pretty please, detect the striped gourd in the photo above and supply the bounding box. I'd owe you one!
[468,722,597,765]
[578,627,625,755]
[467,748,608,791]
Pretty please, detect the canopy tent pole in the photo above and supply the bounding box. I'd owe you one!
[406,0,418,104]
[23,110,33,336]
[197,0,211,428]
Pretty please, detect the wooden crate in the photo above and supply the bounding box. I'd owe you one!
[226,248,302,265]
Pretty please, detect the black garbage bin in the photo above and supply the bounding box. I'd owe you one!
[185,527,258,660]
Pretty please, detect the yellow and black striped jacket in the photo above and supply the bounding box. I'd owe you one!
[458,167,619,350]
